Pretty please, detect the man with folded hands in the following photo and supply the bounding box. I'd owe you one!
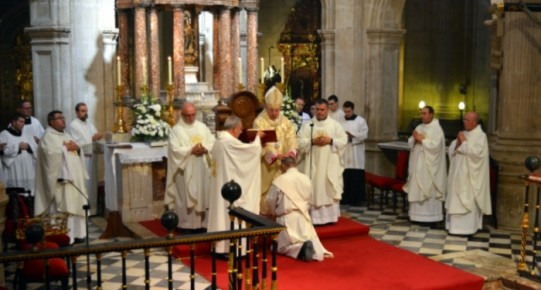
[266,157,333,261]
[253,86,297,216]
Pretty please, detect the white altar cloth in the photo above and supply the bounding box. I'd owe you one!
[103,142,167,211]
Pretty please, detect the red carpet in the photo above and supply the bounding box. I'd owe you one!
[140,217,484,290]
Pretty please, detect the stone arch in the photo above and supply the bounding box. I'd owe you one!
[367,0,406,30]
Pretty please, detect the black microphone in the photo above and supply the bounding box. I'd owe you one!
[57,178,90,209]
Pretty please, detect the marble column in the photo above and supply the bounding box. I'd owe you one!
[365,28,405,175]
[319,29,335,98]
[118,9,130,97]
[213,11,221,92]
[219,8,233,98]
[149,6,161,98]
[134,5,148,97]
[231,9,241,90]
[491,11,541,229]
[173,6,185,99]
[246,8,259,94]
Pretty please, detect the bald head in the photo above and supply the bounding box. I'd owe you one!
[181,102,197,124]
[463,111,479,131]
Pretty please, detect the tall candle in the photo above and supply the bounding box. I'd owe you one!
[238,57,242,85]
[142,56,147,86]
[280,57,285,83]
[167,56,172,85]
[116,56,122,85]
[260,57,264,84]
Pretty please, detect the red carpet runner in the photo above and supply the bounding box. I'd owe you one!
[140,217,484,290]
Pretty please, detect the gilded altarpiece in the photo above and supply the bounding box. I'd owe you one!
[277,0,321,107]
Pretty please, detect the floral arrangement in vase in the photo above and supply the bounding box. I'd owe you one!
[131,94,170,144]
[281,90,301,128]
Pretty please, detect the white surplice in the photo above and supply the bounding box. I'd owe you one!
[329,109,345,124]
[0,128,37,193]
[207,131,262,253]
[342,115,369,169]
[445,125,491,235]
[164,119,215,229]
[266,167,333,261]
[297,117,348,225]
[22,116,45,140]
[403,118,447,222]
[68,118,98,215]
[34,127,89,242]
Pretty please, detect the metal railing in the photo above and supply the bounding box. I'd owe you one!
[0,208,285,290]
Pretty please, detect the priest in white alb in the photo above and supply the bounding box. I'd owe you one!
[16,100,45,144]
[297,99,348,225]
[164,102,215,232]
[266,157,333,261]
[403,106,447,223]
[68,102,103,215]
[253,86,297,215]
[207,115,263,255]
[0,114,37,193]
[446,111,491,235]
[34,110,88,244]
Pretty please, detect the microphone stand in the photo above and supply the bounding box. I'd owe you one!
[309,122,314,178]
[60,178,91,289]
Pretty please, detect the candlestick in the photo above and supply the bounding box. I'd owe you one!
[238,57,242,85]
[167,56,172,85]
[260,57,264,84]
[117,56,122,85]
[142,56,147,86]
[280,57,285,84]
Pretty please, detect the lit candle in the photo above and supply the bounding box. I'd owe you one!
[238,57,242,85]
[116,56,122,85]
[142,56,147,86]
[280,57,285,83]
[167,56,172,85]
[260,57,264,84]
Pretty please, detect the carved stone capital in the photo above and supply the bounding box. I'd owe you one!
[366,28,406,45]
[25,27,71,44]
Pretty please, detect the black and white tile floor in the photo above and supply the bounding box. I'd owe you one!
[4,202,532,289]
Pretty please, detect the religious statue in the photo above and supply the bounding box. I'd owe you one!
[184,11,198,66]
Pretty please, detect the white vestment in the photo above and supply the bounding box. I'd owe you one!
[403,119,447,222]
[164,119,215,229]
[330,109,345,124]
[22,116,45,140]
[207,131,262,253]
[445,125,491,235]
[68,118,98,215]
[300,112,311,124]
[34,127,89,242]
[342,115,369,169]
[297,117,347,224]
[0,128,37,193]
[266,167,333,261]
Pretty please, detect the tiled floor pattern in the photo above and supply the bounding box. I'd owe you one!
[4,202,534,289]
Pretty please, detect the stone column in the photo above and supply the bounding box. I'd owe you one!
[491,11,541,229]
[173,6,185,99]
[319,30,335,98]
[102,29,119,135]
[365,28,405,174]
[218,8,232,98]
[231,8,241,90]
[213,11,221,92]
[134,5,148,97]
[246,8,259,94]
[118,9,130,96]
[149,6,161,98]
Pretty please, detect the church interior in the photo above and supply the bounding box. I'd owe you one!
[1,0,541,289]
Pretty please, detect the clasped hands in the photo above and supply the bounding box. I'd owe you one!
[412,130,425,143]
[264,150,296,165]
[64,140,79,151]
[191,143,208,156]
[312,136,332,146]
[455,131,466,148]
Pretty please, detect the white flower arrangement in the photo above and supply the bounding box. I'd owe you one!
[281,90,301,128]
[131,94,170,143]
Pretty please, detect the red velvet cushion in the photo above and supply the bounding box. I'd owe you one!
[391,181,406,192]
[369,175,400,190]
[20,241,59,251]
[365,172,376,184]
[395,151,410,180]
[46,234,71,247]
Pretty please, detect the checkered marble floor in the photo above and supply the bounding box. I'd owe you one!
[4,202,533,289]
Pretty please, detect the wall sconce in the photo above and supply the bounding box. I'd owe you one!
[458,101,465,120]
[418,100,426,113]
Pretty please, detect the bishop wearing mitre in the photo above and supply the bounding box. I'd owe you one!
[253,86,297,216]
